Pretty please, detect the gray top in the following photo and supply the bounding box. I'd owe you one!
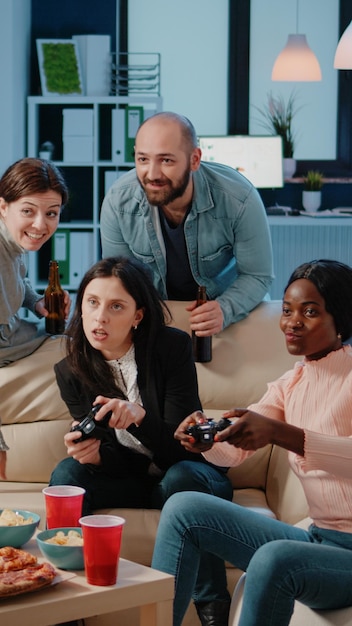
[0,219,47,367]
[0,423,8,451]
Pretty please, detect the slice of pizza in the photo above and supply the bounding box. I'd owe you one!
[0,547,37,572]
[0,561,57,597]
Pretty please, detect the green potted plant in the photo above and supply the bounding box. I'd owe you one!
[302,170,324,212]
[254,91,300,178]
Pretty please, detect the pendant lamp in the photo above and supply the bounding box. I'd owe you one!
[334,20,352,69]
[271,1,322,81]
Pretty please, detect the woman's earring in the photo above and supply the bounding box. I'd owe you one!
[133,325,138,330]
[337,333,342,340]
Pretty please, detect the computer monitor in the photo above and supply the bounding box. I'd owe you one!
[198,135,284,189]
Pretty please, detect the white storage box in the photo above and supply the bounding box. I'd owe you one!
[62,109,94,162]
[63,136,93,162]
[63,109,93,136]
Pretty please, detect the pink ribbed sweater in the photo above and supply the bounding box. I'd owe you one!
[204,346,352,532]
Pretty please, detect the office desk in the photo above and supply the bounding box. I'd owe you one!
[268,215,352,299]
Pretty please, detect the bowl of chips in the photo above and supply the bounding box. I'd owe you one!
[0,508,40,548]
[36,527,84,570]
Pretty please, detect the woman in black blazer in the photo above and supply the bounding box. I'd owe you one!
[50,257,232,515]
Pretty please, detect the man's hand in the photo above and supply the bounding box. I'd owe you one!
[186,300,224,336]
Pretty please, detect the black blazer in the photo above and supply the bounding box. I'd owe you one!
[54,326,205,478]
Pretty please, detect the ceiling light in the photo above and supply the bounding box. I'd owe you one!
[334,20,352,69]
[271,1,322,82]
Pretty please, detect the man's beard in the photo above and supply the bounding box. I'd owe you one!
[138,165,191,206]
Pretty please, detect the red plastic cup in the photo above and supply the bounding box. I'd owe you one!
[43,486,86,529]
[79,514,125,586]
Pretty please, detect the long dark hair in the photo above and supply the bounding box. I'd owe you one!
[284,259,352,342]
[65,256,171,397]
[0,158,68,207]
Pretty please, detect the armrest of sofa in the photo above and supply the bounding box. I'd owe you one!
[266,445,309,524]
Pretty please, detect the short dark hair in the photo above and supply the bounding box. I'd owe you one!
[66,256,171,396]
[284,259,352,341]
[0,158,68,207]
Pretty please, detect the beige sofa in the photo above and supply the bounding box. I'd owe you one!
[0,300,349,625]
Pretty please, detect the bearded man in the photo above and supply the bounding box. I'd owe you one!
[100,112,273,335]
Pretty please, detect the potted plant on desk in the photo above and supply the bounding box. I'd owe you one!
[302,170,324,212]
[254,91,300,179]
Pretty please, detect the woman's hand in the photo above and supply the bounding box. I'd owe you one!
[93,396,146,429]
[0,451,7,480]
[36,290,71,319]
[214,409,276,450]
[215,408,304,455]
[63,290,71,319]
[64,427,102,465]
[174,410,214,453]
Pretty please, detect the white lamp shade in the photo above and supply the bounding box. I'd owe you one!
[272,34,322,81]
[334,20,352,69]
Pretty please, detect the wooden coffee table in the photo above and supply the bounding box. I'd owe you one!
[0,539,174,626]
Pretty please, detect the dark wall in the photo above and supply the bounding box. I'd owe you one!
[30,0,117,95]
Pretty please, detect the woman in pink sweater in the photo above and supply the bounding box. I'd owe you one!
[152,259,352,626]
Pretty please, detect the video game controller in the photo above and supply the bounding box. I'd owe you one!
[185,417,232,443]
[70,404,112,443]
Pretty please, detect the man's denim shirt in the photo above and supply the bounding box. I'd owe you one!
[101,162,274,329]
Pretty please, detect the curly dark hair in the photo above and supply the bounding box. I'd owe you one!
[65,256,172,398]
[284,259,352,342]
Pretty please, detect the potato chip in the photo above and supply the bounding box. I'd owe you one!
[0,509,33,527]
[45,530,83,546]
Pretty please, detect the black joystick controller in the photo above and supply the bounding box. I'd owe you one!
[70,405,112,443]
[185,417,232,443]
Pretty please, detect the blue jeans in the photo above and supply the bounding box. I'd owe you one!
[151,491,352,626]
[50,457,232,512]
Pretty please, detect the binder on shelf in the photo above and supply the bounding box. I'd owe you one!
[52,230,70,284]
[69,231,95,288]
[104,170,124,194]
[111,108,125,165]
[125,106,144,163]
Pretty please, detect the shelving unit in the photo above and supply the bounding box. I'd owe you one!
[26,94,162,291]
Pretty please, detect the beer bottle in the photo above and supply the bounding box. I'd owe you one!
[44,260,65,335]
[192,285,212,363]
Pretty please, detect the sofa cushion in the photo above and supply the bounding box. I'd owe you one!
[0,336,69,424]
[167,300,298,409]
[3,420,69,482]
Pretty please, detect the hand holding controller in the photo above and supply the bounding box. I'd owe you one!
[70,405,112,443]
[185,417,232,444]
